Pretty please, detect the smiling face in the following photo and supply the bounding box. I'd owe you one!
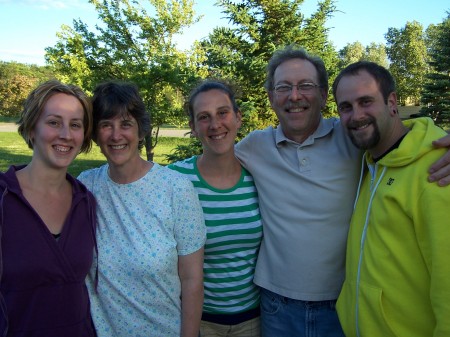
[96,113,142,168]
[31,93,85,170]
[268,58,327,143]
[190,89,241,157]
[335,70,398,156]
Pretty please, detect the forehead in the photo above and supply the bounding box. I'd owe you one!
[192,89,233,113]
[335,70,380,103]
[42,93,83,118]
[274,58,318,83]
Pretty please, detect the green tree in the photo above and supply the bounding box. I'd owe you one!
[364,43,388,68]
[420,14,450,125]
[0,62,54,117]
[338,41,365,67]
[201,0,339,131]
[167,0,341,163]
[45,0,207,160]
[385,21,429,105]
[338,42,388,69]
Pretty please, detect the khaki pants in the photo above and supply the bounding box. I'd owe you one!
[200,317,261,337]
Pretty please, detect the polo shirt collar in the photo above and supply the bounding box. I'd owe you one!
[275,115,337,146]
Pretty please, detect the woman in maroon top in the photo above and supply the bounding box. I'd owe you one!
[0,80,97,337]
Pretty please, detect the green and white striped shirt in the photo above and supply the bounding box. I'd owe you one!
[169,156,263,314]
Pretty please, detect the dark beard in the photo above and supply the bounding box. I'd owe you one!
[348,120,380,150]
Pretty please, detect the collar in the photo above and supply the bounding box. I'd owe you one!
[275,116,340,147]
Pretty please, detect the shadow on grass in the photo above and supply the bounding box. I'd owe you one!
[0,147,106,177]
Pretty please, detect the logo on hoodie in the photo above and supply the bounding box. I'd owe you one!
[387,178,395,185]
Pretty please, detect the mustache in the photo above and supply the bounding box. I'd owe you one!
[347,117,375,129]
[287,103,309,109]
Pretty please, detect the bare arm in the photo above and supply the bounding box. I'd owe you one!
[428,133,450,186]
[178,247,204,337]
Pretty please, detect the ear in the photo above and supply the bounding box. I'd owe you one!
[320,89,328,110]
[268,91,275,107]
[387,92,398,117]
[189,121,197,137]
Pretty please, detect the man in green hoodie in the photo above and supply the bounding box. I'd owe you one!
[333,61,450,337]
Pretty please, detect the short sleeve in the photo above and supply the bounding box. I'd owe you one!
[171,176,206,256]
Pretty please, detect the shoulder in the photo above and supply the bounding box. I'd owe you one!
[167,156,196,173]
[152,163,194,186]
[236,126,275,151]
[77,165,107,188]
[242,126,275,142]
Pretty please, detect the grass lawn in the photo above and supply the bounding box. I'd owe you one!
[0,132,190,177]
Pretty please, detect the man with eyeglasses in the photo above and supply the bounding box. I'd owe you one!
[234,45,450,336]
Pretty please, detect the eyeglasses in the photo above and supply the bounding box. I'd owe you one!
[273,82,320,95]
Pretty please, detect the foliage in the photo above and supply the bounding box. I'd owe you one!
[164,137,202,163]
[167,0,340,160]
[338,42,388,69]
[200,0,339,128]
[0,131,190,176]
[385,21,429,105]
[420,13,450,125]
[0,62,54,117]
[45,0,207,160]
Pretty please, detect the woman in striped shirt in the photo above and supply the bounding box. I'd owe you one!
[169,80,263,337]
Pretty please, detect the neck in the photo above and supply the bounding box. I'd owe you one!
[108,157,152,184]
[197,152,242,189]
[18,160,68,192]
[370,119,409,159]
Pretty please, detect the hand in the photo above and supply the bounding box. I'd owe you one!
[428,133,450,186]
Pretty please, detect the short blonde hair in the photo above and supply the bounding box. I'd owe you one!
[17,79,93,153]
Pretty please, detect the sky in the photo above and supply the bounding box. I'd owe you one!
[0,0,448,66]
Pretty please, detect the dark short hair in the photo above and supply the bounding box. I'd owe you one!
[265,45,329,93]
[332,61,396,104]
[17,79,93,153]
[186,79,239,123]
[92,81,150,150]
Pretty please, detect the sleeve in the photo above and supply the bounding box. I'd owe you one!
[415,183,450,337]
[77,171,90,188]
[235,131,256,169]
[171,176,206,256]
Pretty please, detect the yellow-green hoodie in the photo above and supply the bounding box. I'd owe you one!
[337,118,450,337]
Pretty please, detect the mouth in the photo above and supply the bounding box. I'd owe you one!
[286,105,309,113]
[353,124,370,131]
[54,145,71,153]
[350,120,372,131]
[209,133,226,140]
[110,144,127,150]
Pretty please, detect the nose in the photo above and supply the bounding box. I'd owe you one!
[59,124,72,139]
[289,85,302,101]
[209,116,220,129]
[351,105,366,120]
[111,126,122,141]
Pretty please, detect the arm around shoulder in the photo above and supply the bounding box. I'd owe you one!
[428,132,450,186]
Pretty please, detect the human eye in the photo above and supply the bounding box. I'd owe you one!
[338,103,352,114]
[219,109,230,117]
[71,122,83,129]
[360,98,373,107]
[47,119,60,127]
[298,83,316,91]
[197,114,209,121]
[274,84,292,93]
[99,121,112,129]
[121,120,133,128]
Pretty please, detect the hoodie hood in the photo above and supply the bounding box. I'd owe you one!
[366,117,447,168]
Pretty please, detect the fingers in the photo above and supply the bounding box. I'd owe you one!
[429,156,450,186]
[432,133,450,148]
